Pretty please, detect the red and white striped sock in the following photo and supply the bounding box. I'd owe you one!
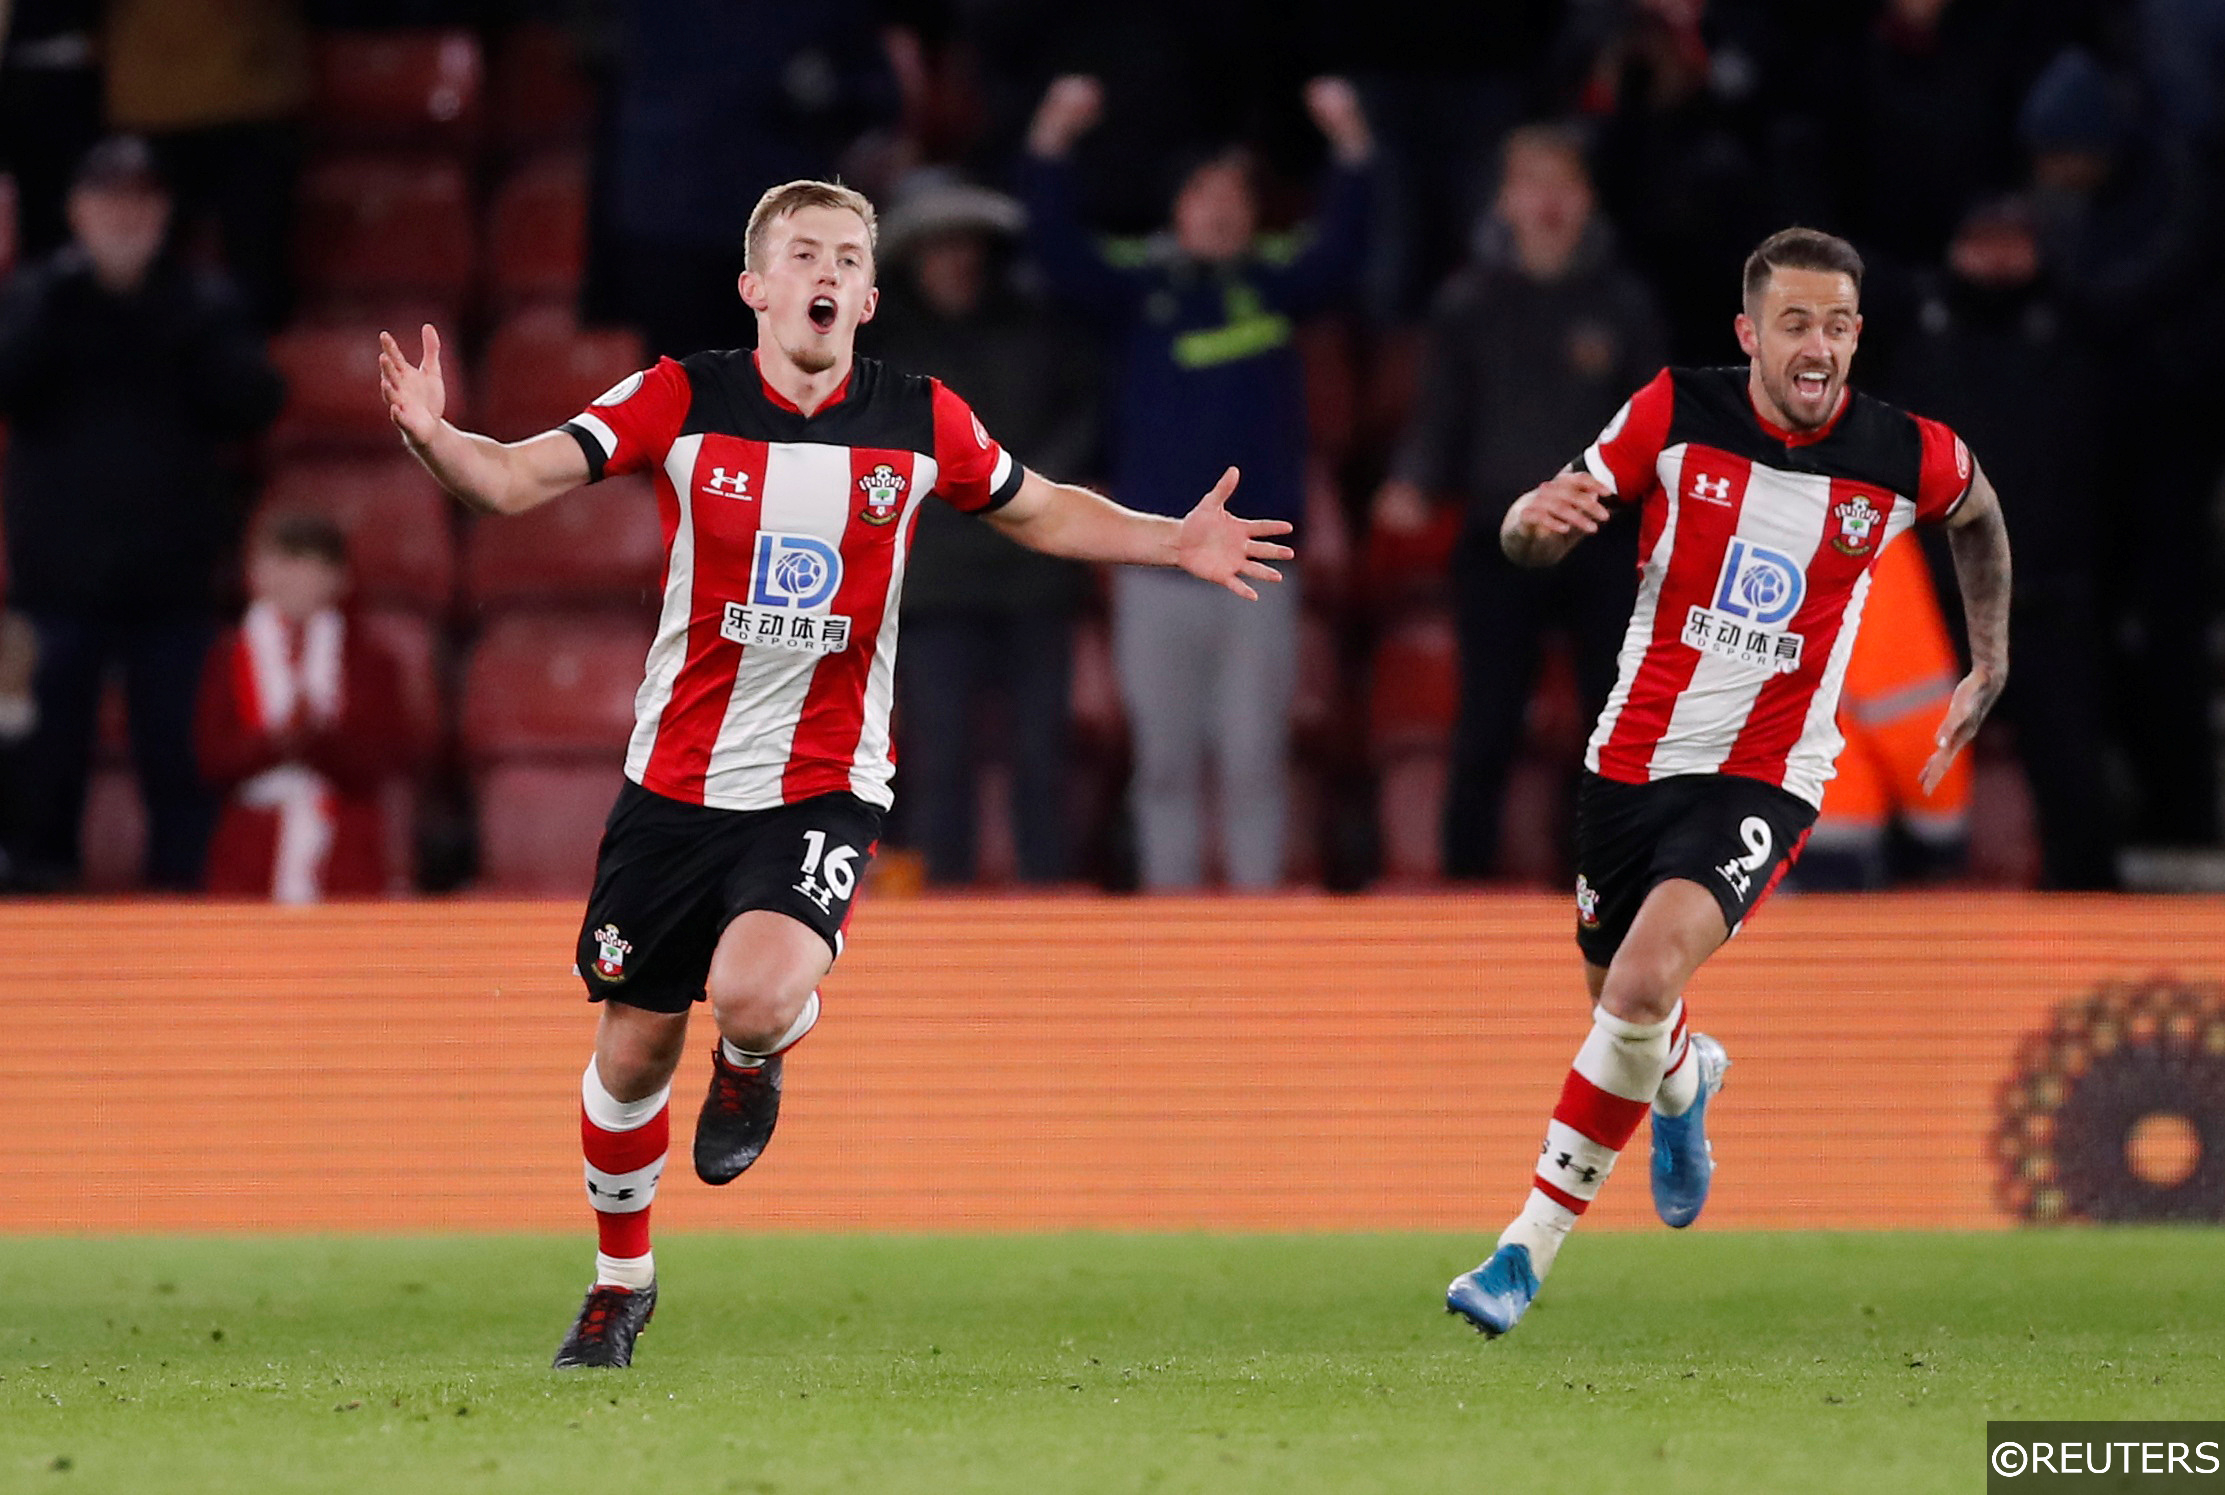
[1499,1004,1678,1277]
[1653,1001,1698,1117]
[581,1058,670,1290]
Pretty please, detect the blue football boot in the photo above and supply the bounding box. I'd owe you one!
[1445,1243,1540,1338]
[1650,1033,1730,1228]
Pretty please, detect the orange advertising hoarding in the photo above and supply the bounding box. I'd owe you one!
[5,895,2219,1234]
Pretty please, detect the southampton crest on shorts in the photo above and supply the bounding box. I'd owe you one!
[591,923,632,982]
[1830,493,1883,556]
[857,462,907,526]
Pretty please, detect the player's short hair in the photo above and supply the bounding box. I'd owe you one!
[744,180,878,275]
[258,510,349,569]
[1742,227,1865,308]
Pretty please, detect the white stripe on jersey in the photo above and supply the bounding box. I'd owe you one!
[849,454,939,804]
[988,445,1014,494]
[573,410,619,460]
[1648,460,1836,779]
[700,441,856,809]
[624,434,704,783]
[1585,445,1685,772]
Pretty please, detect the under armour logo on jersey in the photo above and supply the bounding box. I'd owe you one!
[703,466,752,499]
[1690,472,1733,504]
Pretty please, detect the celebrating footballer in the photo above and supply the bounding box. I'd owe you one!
[1446,227,2013,1337]
[378,179,1293,1368]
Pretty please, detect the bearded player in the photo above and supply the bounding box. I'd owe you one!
[1446,228,2012,1336]
[378,180,1293,1368]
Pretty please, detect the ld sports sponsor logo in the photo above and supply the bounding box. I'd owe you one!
[1682,538,1808,675]
[721,532,854,655]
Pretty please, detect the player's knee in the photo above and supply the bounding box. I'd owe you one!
[707,975,812,1050]
[1597,954,1682,1027]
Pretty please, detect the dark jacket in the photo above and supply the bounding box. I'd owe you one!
[1017,153,1371,532]
[0,250,283,614]
[1392,225,1666,518]
[866,277,1097,617]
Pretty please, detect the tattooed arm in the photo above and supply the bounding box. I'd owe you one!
[1921,461,2012,793]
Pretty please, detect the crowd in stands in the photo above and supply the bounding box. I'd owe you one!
[0,0,2219,899]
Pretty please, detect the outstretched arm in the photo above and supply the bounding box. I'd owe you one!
[379,324,587,516]
[1501,470,1614,569]
[1921,462,2012,793]
[986,466,1294,601]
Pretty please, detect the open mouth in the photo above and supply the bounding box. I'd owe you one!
[1792,368,1831,401]
[807,297,838,332]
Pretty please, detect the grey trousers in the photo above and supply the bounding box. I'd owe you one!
[1111,566,1300,889]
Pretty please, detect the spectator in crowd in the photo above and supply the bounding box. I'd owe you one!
[1886,197,2120,887]
[1373,125,1665,881]
[2020,47,2224,849]
[103,0,311,328]
[197,513,418,902]
[1795,535,1971,890]
[0,138,284,891]
[864,176,1099,886]
[1020,73,1373,890]
[594,0,902,359]
[1583,0,1777,363]
[0,0,104,264]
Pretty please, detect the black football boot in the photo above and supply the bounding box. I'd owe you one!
[693,1047,782,1185]
[552,1281,657,1369]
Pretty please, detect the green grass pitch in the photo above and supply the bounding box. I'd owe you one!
[4,1231,2219,1494]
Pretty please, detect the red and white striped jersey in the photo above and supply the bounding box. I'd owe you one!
[1577,366,1973,807]
[560,351,1024,812]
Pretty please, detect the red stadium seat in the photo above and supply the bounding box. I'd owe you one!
[462,476,663,611]
[268,324,469,450]
[1362,507,1461,612]
[1375,752,1447,886]
[474,761,616,894]
[1067,614,1123,748]
[256,458,458,614]
[1289,609,1343,756]
[312,30,483,149]
[355,607,445,756]
[1367,609,1458,759]
[488,24,593,152]
[479,309,646,442]
[295,155,475,310]
[460,611,651,762]
[80,768,145,892]
[485,153,588,309]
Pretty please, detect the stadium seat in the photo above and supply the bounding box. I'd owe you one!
[485,153,587,309]
[1374,752,1447,886]
[1361,508,1462,613]
[268,324,469,450]
[80,767,145,893]
[256,458,458,614]
[488,23,593,153]
[460,611,651,762]
[462,476,663,611]
[478,309,647,442]
[311,29,483,149]
[1067,614,1123,748]
[1289,609,1343,757]
[1297,320,1356,472]
[294,155,475,310]
[1367,609,1458,759]
[473,761,615,895]
[355,607,445,756]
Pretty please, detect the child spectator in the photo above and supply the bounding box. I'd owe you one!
[196,513,418,902]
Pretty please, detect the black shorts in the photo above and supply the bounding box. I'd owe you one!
[575,780,882,1014]
[1572,770,1816,967]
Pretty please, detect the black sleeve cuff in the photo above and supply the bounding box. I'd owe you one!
[978,458,1027,514]
[561,421,607,484]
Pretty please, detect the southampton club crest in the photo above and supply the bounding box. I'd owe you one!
[591,923,632,982]
[1831,493,1883,556]
[857,462,907,526]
